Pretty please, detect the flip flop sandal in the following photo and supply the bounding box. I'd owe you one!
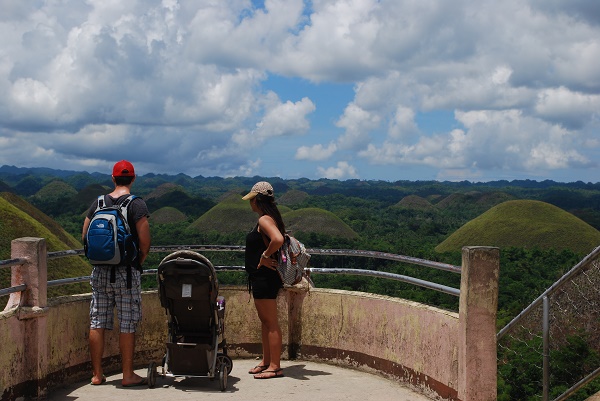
[254,368,284,379]
[248,364,269,374]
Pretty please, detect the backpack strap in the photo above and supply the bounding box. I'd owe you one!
[94,195,106,212]
[120,195,138,289]
[117,195,137,231]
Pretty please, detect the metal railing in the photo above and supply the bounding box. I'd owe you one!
[497,245,600,400]
[1,245,462,299]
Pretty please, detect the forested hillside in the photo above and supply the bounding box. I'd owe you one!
[2,166,599,400]
[1,165,599,318]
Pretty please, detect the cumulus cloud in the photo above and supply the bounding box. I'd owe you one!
[254,97,315,140]
[534,87,600,129]
[0,0,599,181]
[359,109,592,179]
[317,161,358,180]
[295,142,337,161]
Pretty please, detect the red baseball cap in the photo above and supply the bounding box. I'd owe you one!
[112,160,135,177]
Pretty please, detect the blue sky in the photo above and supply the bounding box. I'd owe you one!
[0,0,599,183]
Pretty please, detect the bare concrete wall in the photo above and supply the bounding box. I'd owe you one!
[1,286,460,400]
[2,239,499,401]
[293,288,460,399]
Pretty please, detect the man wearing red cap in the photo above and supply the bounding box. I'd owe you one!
[82,160,151,387]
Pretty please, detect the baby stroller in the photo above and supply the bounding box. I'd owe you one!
[147,250,233,391]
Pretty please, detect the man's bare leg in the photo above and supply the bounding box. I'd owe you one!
[89,328,105,384]
[120,332,145,385]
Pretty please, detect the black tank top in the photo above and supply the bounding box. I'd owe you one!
[245,224,267,276]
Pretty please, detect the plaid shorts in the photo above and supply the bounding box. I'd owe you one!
[90,265,142,333]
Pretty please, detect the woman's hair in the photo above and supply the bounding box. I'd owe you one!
[254,193,286,236]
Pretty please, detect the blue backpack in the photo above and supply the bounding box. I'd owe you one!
[85,195,138,266]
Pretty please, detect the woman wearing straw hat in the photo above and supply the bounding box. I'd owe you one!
[242,181,285,379]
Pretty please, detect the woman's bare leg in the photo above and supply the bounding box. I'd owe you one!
[254,298,281,371]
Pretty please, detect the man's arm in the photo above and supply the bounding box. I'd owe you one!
[135,216,151,265]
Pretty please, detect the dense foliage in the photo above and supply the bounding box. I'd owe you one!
[1,165,599,398]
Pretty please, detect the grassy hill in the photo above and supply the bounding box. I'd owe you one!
[30,180,79,216]
[434,191,515,211]
[188,193,257,234]
[392,195,436,211]
[145,183,186,200]
[0,180,12,192]
[282,207,359,239]
[0,192,92,303]
[74,184,111,214]
[151,206,188,224]
[435,200,600,254]
[187,194,355,240]
[279,189,309,206]
[33,179,78,200]
[145,188,214,219]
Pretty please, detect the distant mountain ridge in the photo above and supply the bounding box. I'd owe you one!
[3,164,600,189]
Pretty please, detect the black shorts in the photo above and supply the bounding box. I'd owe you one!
[250,271,283,299]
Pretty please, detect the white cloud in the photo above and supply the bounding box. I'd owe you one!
[317,161,358,179]
[254,96,315,139]
[295,142,337,161]
[335,103,381,149]
[359,109,591,175]
[388,106,418,140]
[0,0,599,181]
[535,86,600,129]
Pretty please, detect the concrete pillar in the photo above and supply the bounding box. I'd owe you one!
[6,237,48,309]
[7,237,49,399]
[286,287,308,359]
[457,246,500,401]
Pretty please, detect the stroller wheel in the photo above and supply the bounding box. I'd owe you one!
[147,361,157,388]
[218,362,228,391]
[216,353,233,374]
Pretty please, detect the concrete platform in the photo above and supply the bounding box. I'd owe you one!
[47,358,433,401]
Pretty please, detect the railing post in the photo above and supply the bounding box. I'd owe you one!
[542,296,550,401]
[8,237,49,399]
[6,237,48,309]
[457,246,500,401]
[285,285,309,359]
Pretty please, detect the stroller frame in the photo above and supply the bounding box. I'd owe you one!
[148,250,233,391]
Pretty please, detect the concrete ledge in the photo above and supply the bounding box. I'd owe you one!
[1,286,461,400]
[2,240,500,401]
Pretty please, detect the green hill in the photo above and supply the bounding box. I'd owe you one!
[151,206,188,224]
[74,184,111,214]
[0,180,12,192]
[279,189,309,206]
[30,180,79,216]
[188,195,350,240]
[145,183,186,200]
[188,193,257,234]
[392,195,436,211]
[145,189,214,219]
[33,179,78,200]
[435,191,515,210]
[0,192,92,302]
[282,207,359,239]
[435,200,600,254]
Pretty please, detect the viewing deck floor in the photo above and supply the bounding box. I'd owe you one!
[47,358,432,401]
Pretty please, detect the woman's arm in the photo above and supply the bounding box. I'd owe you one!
[258,215,284,268]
